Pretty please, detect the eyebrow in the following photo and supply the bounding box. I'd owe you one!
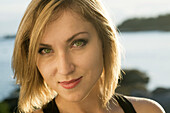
[39,43,52,48]
[39,32,89,47]
[66,32,89,43]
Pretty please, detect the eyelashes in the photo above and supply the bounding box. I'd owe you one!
[38,48,52,55]
[38,39,88,55]
[71,39,88,48]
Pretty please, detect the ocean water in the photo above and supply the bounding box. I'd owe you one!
[120,31,170,90]
[0,31,170,101]
[0,38,16,101]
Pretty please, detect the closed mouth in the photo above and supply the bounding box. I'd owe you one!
[59,76,83,89]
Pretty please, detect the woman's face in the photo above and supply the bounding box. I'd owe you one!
[36,10,103,102]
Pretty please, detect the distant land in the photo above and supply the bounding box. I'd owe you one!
[118,13,170,32]
[3,35,16,39]
[1,13,170,39]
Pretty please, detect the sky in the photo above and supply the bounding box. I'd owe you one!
[0,0,170,37]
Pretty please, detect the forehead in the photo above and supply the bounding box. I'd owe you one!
[41,10,96,42]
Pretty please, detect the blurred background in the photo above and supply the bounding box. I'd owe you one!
[0,0,170,112]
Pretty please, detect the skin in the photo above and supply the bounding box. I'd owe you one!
[34,10,165,113]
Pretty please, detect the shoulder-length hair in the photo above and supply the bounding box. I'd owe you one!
[12,0,121,112]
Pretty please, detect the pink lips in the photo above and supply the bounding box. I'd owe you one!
[59,76,83,89]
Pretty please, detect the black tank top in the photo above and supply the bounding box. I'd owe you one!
[43,94,137,113]
[114,94,137,113]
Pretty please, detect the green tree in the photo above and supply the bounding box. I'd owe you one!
[0,102,10,113]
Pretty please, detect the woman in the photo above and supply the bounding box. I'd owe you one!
[12,0,165,113]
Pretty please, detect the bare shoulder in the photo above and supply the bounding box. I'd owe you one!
[31,109,43,113]
[125,96,165,113]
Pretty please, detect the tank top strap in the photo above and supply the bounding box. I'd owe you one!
[42,98,60,113]
[114,94,137,113]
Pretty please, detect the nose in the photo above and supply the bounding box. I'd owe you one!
[56,52,75,75]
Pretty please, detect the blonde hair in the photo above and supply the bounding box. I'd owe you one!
[12,0,121,112]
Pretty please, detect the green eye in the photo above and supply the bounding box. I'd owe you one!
[74,41,84,47]
[43,48,51,53]
[38,48,52,55]
[72,39,88,48]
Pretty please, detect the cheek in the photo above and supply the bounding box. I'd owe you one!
[74,43,103,75]
[36,57,51,80]
[37,59,57,89]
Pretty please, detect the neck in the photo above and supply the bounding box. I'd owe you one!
[55,81,107,113]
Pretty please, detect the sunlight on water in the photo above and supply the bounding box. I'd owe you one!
[120,31,170,90]
[0,38,16,101]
